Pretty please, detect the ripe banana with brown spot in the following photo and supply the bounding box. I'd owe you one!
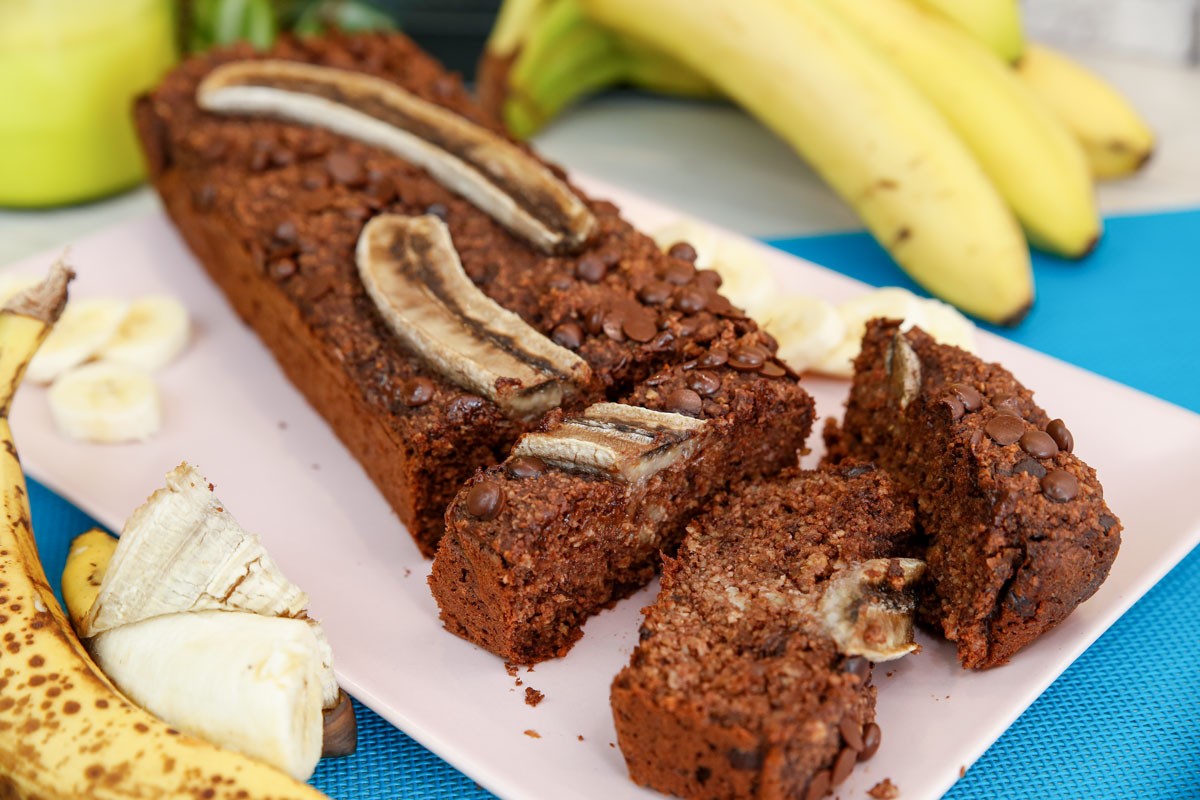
[0,264,329,799]
[581,0,1033,324]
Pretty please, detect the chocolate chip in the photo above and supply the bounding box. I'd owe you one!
[649,330,675,352]
[326,152,365,186]
[193,184,216,212]
[728,345,766,371]
[402,377,435,407]
[270,148,295,168]
[842,656,871,682]
[665,388,703,416]
[942,394,965,421]
[448,395,485,418]
[1099,513,1118,531]
[759,360,787,378]
[699,349,728,368]
[726,748,762,771]
[1019,430,1058,459]
[859,723,882,761]
[623,314,658,343]
[674,287,707,314]
[584,307,606,335]
[993,394,1022,415]
[666,241,698,263]
[706,292,735,315]
[602,314,625,342]
[424,202,448,220]
[985,413,1025,445]
[947,382,981,412]
[465,481,504,520]
[832,746,858,786]
[1047,418,1074,453]
[839,717,865,752]
[694,766,711,784]
[274,221,298,243]
[302,172,329,191]
[638,281,672,305]
[695,268,722,290]
[805,769,831,800]
[249,146,271,172]
[701,398,724,417]
[664,259,696,285]
[268,258,297,281]
[576,255,608,283]
[1011,457,1047,478]
[1042,469,1079,502]
[507,456,547,478]
[551,321,584,350]
[842,463,876,479]
[366,175,397,204]
[687,371,722,396]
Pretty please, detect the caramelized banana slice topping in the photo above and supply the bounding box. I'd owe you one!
[358,214,591,419]
[512,402,708,483]
[197,60,595,254]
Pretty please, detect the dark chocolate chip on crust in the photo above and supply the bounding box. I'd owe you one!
[465,481,504,520]
[949,382,982,411]
[985,413,1025,445]
[665,388,703,417]
[507,456,547,479]
[1042,469,1080,502]
[1019,430,1058,459]
[1047,418,1074,453]
[401,376,435,407]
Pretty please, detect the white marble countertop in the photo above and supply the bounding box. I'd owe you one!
[2,50,1197,263]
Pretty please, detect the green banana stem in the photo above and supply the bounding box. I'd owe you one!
[506,53,626,138]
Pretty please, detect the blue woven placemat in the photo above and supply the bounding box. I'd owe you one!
[24,207,1200,799]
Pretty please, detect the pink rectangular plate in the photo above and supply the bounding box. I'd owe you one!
[8,177,1200,798]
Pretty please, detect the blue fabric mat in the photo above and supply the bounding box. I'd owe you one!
[24,207,1200,799]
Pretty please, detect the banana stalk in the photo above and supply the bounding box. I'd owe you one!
[0,265,329,798]
[1015,44,1155,179]
[479,0,717,139]
[582,0,1033,324]
[821,0,1101,259]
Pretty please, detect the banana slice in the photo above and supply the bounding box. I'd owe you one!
[758,294,845,373]
[709,238,778,315]
[47,361,161,443]
[813,288,927,378]
[96,295,191,371]
[26,297,129,384]
[651,218,718,267]
[919,297,978,353]
[89,610,326,781]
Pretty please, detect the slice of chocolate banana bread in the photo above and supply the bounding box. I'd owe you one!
[823,319,1122,669]
[135,32,807,555]
[429,347,815,664]
[611,466,921,800]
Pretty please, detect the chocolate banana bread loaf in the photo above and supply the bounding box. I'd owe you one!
[429,350,815,664]
[135,32,809,556]
[611,465,921,800]
[823,319,1122,669]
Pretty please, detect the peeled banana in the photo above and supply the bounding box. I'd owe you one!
[821,0,1100,259]
[0,264,329,799]
[1015,44,1155,179]
[582,0,1032,324]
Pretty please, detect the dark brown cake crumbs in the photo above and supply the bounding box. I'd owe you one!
[523,687,544,707]
[868,778,900,799]
[523,729,540,739]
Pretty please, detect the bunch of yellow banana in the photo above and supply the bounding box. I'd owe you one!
[482,0,1155,325]
[0,264,328,798]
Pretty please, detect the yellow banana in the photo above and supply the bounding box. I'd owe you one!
[581,0,1032,324]
[61,528,117,631]
[823,0,1100,259]
[0,265,328,799]
[1015,44,1155,179]
[908,0,1024,63]
[480,0,716,139]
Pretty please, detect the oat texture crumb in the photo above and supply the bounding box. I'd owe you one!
[524,687,545,707]
[868,778,900,799]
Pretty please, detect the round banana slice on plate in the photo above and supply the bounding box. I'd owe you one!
[758,294,845,373]
[651,218,718,267]
[26,297,130,384]
[47,361,161,444]
[709,238,778,315]
[97,295,191,371]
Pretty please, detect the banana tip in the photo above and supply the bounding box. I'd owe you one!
[4,260,74,322]
[997,298,1034,328]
